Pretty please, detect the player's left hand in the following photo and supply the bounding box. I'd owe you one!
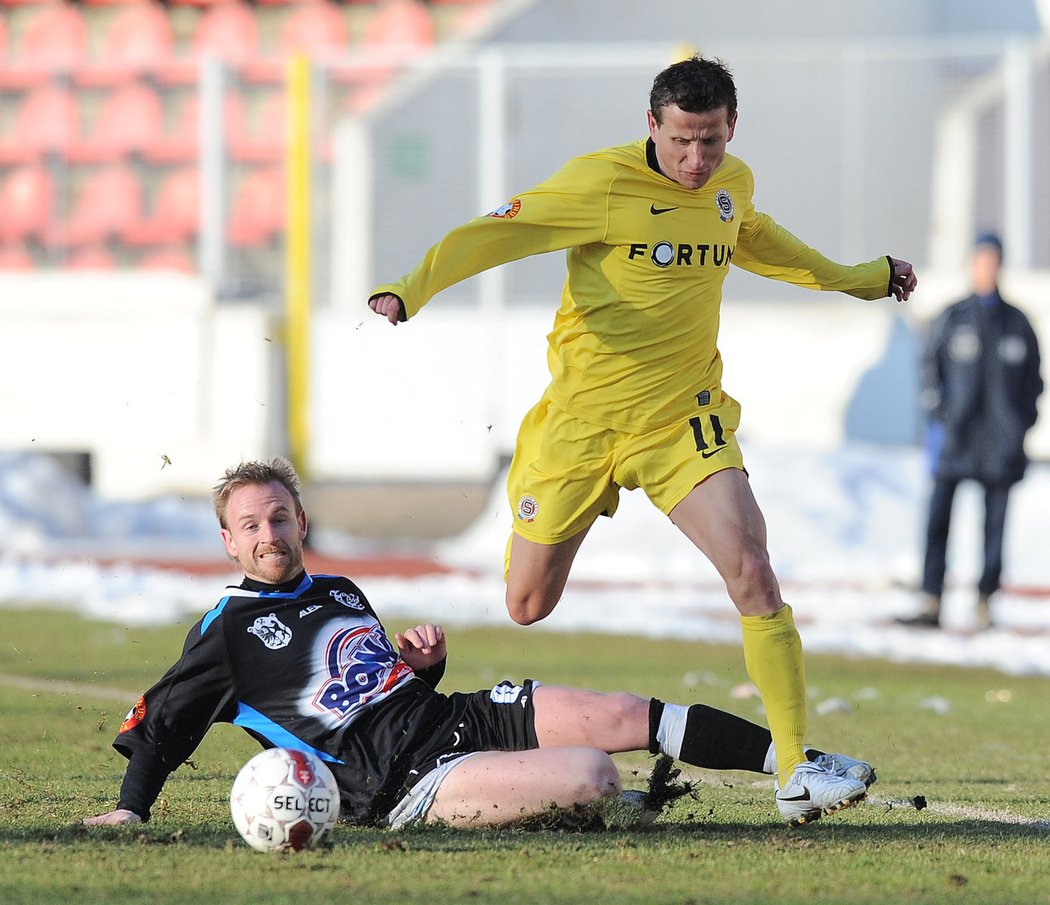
[395,623,447,669]
[888,257,917,302]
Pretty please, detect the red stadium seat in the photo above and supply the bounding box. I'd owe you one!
[143,89,245,163]
[12,2,89,84]
[158,0,260,84]
[232,89,286,162]
[279,1,349,56]
[139,246,196,272]
[65,246,117,269]
[127,166,200,246]
[74,1,175,86]
[0,245,34,271]
[68,82,165,162]
[194,1,258,65]
[343,0,434,106]
[0,165,53,243]
[227,165,284,246]
[60,164,144,246]
[361,0,434,53]
[0,86,78,163]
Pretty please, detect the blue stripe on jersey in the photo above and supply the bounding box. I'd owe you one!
[233,702,344,765]
[200,595,231,635]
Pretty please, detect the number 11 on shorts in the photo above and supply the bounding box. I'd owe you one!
[689,414,727,456]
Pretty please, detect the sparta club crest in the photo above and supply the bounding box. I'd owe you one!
[517,495,539,523]
[715,189,734,222]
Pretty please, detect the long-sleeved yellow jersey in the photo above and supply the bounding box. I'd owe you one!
[371,140,892,433]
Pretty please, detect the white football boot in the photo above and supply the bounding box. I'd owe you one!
[769,747,878,789]
[810,751,877,789]
[775,761,868,827]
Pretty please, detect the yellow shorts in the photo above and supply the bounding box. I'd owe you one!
[506,389,745,546]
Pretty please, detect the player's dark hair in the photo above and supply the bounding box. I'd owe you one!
[213,458,303,528]
[649,55,737,124]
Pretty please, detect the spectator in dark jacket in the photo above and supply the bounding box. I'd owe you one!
[900,233,1043,630]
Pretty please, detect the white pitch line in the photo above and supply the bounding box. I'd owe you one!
[870,795,1050,831]
[0,672,137,703]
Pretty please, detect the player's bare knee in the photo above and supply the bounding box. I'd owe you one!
[577,751,621,801]
[602,692,648,734]
[726,548,780,612]
[505,588,557,626]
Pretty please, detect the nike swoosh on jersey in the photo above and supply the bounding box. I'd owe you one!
[700,447,726,459]
[650,204,677,215]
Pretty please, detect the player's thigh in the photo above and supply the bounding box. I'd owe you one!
[617,393,746,518]
[427,747,621,827]
[532,684,649,752]
[669,466,769,556]
[506,392,620,548]
[669,469,783,613]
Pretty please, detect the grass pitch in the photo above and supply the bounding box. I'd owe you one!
[1,607,1048,905]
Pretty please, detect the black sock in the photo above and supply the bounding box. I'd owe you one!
[649,698,773,773]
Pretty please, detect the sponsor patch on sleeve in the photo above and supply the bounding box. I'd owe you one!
[488,199,521,219]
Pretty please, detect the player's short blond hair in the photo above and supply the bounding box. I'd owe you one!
[212,458,303,529]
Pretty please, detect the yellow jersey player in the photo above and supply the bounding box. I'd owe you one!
[368,55,915,826]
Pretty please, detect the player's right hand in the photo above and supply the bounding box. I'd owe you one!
[368,293,405,325]
[83,808,143,826]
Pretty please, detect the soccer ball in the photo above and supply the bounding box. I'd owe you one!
[230,747,340,852]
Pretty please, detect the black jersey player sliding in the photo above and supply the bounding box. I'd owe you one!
[84,459,874,830]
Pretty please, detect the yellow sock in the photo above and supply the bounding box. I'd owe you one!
[740,603,807,786]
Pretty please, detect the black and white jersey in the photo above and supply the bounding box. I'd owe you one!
[113,571,462,824]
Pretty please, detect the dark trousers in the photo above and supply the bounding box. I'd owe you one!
[922,476,1011,597]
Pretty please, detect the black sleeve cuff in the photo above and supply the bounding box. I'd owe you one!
[414,656,447,690]
[116,752,171,822]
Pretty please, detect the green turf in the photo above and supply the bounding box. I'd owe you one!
[1,607,1048,905]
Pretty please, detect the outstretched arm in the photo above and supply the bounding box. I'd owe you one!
[735,209,917,302]
[84,615,234,828]
[367,157,610,322]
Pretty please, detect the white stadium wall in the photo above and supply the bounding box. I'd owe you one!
[0,273,278,499]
